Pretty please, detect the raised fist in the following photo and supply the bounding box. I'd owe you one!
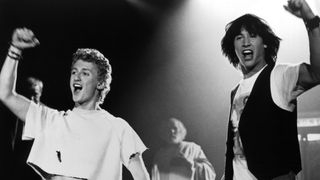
[11,28,39,49]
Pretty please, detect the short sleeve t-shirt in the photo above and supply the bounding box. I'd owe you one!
[23,102,147,180]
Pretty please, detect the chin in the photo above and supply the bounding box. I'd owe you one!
[72,96,77,102]
[171,139,182,144]
[73,98,82,104]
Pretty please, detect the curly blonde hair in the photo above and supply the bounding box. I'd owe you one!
[72,48,112,104]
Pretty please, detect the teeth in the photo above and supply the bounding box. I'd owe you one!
[73,83,82,92]
[243,50,253,55]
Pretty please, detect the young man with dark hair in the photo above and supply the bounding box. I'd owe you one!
[221,0,320,179]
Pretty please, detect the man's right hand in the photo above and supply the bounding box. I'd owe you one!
[11,28,40,49]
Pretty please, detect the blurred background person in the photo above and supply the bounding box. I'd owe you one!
[151,117,216,180]
[11,76,43,180]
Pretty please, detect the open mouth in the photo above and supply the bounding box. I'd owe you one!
[73,83,83,93]
[242,49,253,60]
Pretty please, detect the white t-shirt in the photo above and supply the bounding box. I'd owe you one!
[23,102,147,180]
[231,63,305,180]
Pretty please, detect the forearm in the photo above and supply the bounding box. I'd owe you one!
[0,28,39,121]
[128,154,150,180]
[0,45,21,101]
[0,45,31,121]
[133,171,150,180]
[131,162,150,180]
[307,16,320,78]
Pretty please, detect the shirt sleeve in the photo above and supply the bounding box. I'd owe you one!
[271,63,305,112]
[119,119,147,167]
[193,144,216,180]
[22,101,59,140]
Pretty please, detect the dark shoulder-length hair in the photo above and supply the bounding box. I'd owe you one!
[221,14,281,68]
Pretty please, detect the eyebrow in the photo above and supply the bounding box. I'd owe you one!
[71,67,92,72]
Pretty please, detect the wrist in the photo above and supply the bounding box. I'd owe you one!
[304,15,320,31]
[8,45,22,61]
[9,44,22,55]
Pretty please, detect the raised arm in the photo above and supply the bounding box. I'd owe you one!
[284,0,320,89]
[0,28,39,121]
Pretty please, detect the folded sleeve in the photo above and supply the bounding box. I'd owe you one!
[271,63,304,111]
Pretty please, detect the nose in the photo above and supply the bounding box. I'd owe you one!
[243,36,251,47]
[243,37,251,47]
[73,72,81,81]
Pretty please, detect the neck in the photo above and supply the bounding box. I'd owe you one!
[74,101,100,110]
[31,96,40,104]
[241,62,267,79]
[166,141,183,147]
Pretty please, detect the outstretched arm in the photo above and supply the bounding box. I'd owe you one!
[284,0,320,89]
[0,28,39,121]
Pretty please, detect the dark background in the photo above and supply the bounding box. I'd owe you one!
[0,0,227,178]
[1,0,320,179]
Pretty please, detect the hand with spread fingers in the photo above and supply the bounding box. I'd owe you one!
[11,28,40,50]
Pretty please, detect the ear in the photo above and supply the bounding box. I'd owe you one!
[97,81,106,90]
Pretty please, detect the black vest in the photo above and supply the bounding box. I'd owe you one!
[224,64,301,180]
